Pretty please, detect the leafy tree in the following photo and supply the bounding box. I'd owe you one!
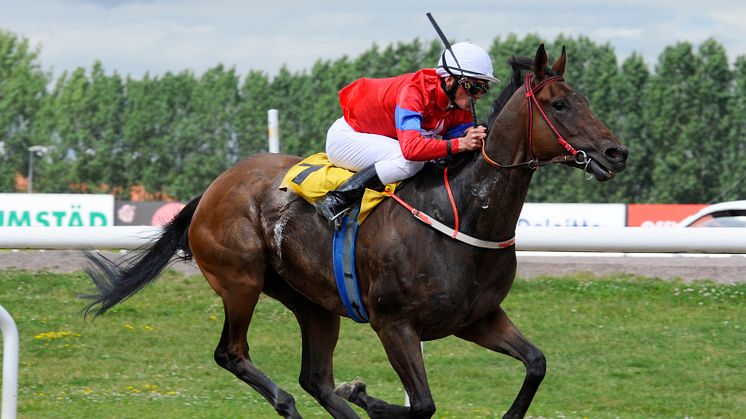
[689,39,733,202]
[121,74,168,196]
[32,63,125,194]
[646,40,732,203]
[33,67,93,192]
[643,42,697,202]
[0,30,49,191]
[267,66,307,156]
[723,56,746,200]
[607,53,652,202]
[82,63,126,193]
[353,43,383,77]
[168,65,242,199]
[236,70,272,156]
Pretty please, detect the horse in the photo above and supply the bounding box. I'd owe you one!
[83,44,628,419]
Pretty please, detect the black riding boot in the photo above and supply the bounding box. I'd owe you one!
[316,165,386,224]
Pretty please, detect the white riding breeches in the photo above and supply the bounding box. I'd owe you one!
[325,117,425,185]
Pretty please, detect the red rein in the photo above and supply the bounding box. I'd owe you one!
[523,74,578,159]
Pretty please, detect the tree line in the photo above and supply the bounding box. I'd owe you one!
[1,29,744,203]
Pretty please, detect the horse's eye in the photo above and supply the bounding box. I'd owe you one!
[552,101,567,111]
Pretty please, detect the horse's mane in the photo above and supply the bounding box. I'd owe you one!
[487,55,556,128]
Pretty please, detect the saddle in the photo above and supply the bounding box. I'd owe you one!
[280,153,398,224]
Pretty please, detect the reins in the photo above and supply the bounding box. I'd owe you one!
[481,73,590,170]
[386,183,516,250]
[385,164,514,250]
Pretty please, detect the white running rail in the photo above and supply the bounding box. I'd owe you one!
[0,226,745,253]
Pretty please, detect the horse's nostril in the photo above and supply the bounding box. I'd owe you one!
[605,147,629,162]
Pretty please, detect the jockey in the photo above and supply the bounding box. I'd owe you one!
[316,41,499,223]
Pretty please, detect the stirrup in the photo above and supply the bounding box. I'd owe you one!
[329,209,348,221]
[328,207,350,229]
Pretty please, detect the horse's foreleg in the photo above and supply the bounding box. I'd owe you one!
[456,307,545,419]
[207,268,301,419]
[336,324,435,419]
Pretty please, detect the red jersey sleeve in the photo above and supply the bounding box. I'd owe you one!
[394,80,453,161]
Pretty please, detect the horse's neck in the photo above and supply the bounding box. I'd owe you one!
[453,132,533,241]
[400,127,533,243]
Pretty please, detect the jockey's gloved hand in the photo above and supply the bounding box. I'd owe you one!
[459,125,487,152]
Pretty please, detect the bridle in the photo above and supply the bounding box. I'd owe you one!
[481,73,591,170]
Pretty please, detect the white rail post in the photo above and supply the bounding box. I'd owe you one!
[268,109,280,153]
[0,304,18,419]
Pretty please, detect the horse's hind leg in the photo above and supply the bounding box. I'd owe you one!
[336,324,435,419]
[456,307,546,419]
[206,267,301,419]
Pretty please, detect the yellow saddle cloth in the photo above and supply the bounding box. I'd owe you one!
[280,153,398,224]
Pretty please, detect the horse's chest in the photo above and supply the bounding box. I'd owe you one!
[369,263,515,337]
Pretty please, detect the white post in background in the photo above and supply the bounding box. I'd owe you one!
[27,145,48,193]
[268,109,280,154]
[0,304,18,419]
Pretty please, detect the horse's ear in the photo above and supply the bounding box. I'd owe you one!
[533,44,548,79]
[552,45,567,76]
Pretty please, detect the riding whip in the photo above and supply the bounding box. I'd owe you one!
[426,12,479,125]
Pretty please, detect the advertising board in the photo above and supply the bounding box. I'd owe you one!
[626,204,707,227]
[518,203,627,227]
[0,193,114,227]
[114,201,185,226]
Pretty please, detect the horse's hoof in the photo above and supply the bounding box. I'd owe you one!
[334,378,366,402]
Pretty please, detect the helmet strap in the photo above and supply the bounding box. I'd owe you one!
[441,77,461,109]
[439,52,479,124]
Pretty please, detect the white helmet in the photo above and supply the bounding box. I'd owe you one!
[436,41,499,83]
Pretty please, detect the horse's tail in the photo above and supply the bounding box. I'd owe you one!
[82,195,202,318]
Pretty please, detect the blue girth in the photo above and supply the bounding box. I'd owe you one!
[332,203,369,323]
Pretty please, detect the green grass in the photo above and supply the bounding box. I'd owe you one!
[0,269,744,418]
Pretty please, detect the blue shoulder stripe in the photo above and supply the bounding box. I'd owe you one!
[395,106,422,131]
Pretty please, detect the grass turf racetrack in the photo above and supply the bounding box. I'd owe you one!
[0,269,743,418]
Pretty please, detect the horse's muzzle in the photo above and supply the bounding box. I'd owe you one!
[584,143,629,182]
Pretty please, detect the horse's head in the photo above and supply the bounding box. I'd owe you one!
[528,44,628,180]
[486,44,628,181]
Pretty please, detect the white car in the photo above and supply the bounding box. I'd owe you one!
[677,200,746,228]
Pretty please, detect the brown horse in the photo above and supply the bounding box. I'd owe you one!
[84,45,628,419]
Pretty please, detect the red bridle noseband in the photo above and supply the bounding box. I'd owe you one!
[481,73,589,169]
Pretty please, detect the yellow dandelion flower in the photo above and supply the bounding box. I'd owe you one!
[34,331,81,341]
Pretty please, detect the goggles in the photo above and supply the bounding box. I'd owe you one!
[458,78,490,96]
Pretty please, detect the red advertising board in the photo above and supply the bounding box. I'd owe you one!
[626,204,707,227]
